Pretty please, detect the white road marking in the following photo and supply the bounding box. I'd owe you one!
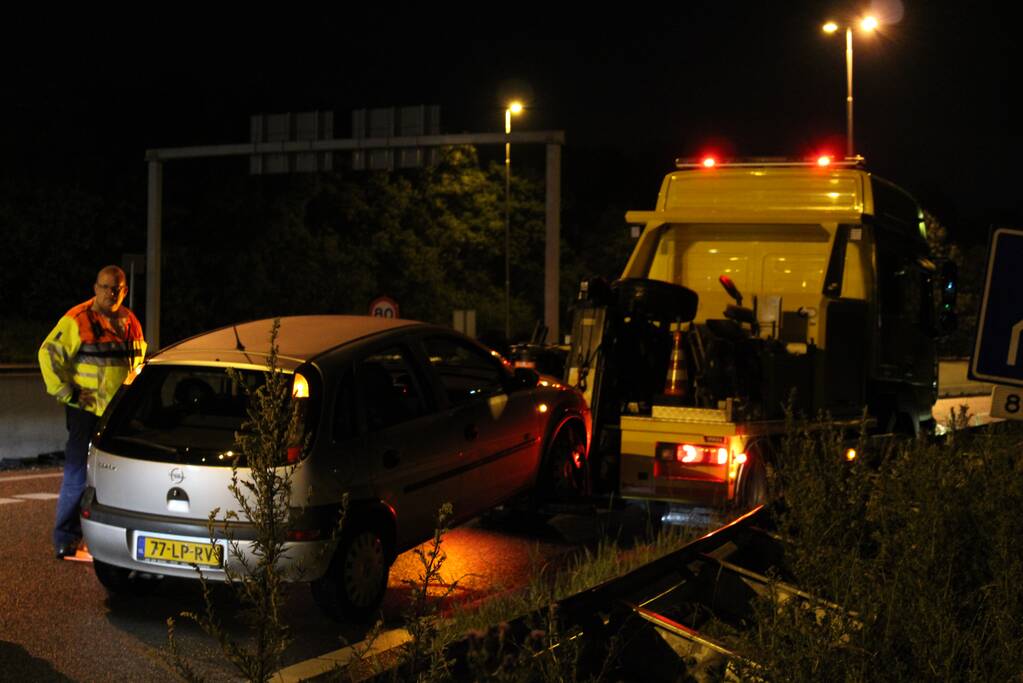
[0,472,63,483]
[14,493,59,500]
[0,498,25,505]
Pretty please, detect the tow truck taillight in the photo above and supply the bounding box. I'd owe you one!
[657,443,730,465]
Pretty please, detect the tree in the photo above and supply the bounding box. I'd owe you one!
[158,146,549,345]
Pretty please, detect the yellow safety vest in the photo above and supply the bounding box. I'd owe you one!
[38,299,147,416]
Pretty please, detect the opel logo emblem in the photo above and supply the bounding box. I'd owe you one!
[169,467,185,484]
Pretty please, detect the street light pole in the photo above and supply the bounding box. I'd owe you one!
[504,101,523,342]
[845,26,854,159]
[824,17,876,159]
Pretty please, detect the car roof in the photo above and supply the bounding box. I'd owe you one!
[151,315,421,369]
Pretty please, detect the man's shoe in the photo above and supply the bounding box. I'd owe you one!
[56,543,77,560]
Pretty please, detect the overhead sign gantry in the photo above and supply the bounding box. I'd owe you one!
[143,110,565,350]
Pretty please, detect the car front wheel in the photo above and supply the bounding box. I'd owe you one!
[541,419,589,501]
[311,524,390,622]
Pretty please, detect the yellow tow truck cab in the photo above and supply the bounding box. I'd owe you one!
[565,159,954,507]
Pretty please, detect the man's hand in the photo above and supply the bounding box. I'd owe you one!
[77,388,97,410]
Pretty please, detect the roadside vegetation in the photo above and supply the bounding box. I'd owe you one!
[723,411,1023,681]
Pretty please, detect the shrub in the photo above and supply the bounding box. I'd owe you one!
[733,417,1023,681]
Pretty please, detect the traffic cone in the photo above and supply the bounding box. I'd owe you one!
[663,325,688,400]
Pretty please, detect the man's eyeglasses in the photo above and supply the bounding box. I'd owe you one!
[96,283,126,295]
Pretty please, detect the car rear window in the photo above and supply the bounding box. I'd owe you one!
[95,364,303,466]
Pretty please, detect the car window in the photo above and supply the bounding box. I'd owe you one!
[422,336,506,405]
[358,347,429,432]
[95,365,266,464]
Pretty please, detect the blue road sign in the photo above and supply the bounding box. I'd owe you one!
[970,227,1023,387]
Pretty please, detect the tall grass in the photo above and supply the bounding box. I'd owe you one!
[732,416,1023,681]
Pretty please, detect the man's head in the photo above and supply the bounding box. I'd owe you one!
[93,265,127,316]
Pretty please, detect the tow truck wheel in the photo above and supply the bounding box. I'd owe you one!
[542,419,589,500]
[737,450,769,509]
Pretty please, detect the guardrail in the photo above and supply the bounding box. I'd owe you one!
[0,366,64,462]
[0,363,38,375]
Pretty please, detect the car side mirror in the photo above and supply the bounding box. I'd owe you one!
[511,366,540,390]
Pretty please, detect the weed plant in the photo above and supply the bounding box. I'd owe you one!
[395,502,461,681]
[166,320,311,683]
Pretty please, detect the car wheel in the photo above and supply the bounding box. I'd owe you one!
[311,524,389,622]
[542,419,589,500]
[93,559,160,596]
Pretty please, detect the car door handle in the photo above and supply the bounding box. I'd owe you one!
[464,424,478,441]
[382,450,400,469]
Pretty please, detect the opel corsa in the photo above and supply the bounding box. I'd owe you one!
[81,315,590,619]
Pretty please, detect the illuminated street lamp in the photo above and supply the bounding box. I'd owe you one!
[504,100,524,341]
[823,16,878,158]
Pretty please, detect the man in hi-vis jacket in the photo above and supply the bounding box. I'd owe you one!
[39,265,146,559]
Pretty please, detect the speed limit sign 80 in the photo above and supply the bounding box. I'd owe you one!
[369,296,399,319]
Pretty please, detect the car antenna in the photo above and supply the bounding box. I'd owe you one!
[233,325,246,352]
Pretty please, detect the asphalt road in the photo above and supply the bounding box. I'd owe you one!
[0,468,676,682]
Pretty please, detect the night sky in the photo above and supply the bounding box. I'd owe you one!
[3,2,1017,246]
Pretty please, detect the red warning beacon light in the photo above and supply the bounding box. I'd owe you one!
[816,154,833,167]
[702,156,717,168]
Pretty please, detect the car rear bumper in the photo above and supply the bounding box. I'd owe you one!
[80,489,334,582]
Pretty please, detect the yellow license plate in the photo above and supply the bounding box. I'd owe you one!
[137,536,223,567]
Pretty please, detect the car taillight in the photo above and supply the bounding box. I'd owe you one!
[657,443,730,465]
[292,372,309,398]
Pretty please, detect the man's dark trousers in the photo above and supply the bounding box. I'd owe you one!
[53,405,97,551]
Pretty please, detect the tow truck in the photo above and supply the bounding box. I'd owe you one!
[560,157,957,508]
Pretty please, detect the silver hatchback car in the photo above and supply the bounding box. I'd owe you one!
[81,316,590,619]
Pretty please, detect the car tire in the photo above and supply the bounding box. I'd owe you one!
[541,419,589,501]
[311,524,389,622]
[93,559,160,596]
[737,452,769,510]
